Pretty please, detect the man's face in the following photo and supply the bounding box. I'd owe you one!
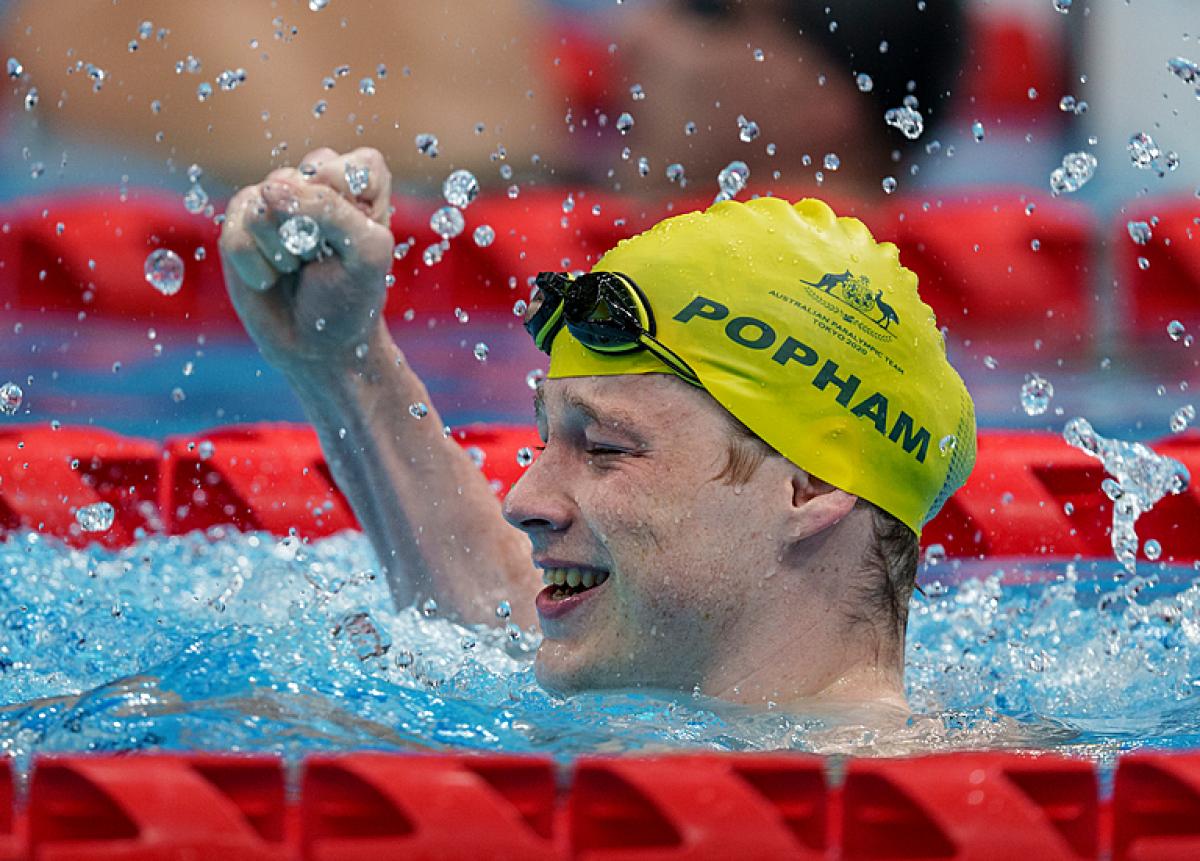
[501,374,790,694]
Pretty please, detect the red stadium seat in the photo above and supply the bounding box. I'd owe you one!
[0,192,232,328]
[880,191,1096,347]
[0,426,159,548]
[1110,198,1200,336]
[1112,752,1200,861]
[568,754,828,858]
[0,758,21,861]
[28,754,289,860]
[300,753,562,860]
[842,753,1099,860]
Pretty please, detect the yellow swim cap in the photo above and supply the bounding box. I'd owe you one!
[546,196,976,535]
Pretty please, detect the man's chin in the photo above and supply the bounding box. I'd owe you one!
[534,639,624,695]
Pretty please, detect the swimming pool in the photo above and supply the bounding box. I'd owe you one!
[2,187,1199,857]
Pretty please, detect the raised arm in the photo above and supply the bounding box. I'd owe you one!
[218,146,540,628]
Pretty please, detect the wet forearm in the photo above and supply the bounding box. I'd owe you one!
[283,327,538,628]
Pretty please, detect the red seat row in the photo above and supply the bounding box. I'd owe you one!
[2,423,1198,563]
[0,750,1195,859]
[2,189,1195,344]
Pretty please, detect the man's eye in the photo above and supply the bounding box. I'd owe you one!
[585,445,626,456]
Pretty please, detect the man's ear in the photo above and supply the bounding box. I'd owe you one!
[789,469,858,541]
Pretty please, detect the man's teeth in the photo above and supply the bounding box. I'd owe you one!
[541,567,609,589]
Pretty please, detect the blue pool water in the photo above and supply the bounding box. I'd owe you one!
[3,314,1199,764]
[1,527,1197,765]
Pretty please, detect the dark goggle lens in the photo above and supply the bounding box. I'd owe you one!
[564,274,642,348]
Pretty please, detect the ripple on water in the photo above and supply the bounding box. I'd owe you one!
[0,532,1197,767]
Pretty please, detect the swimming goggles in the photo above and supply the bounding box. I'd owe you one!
[524,271,702,387]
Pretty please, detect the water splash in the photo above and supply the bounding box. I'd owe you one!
[442,170,479,208]
[1062,418,1190,573]
[1020,373,1054,416]
[75,502,115,533]
[1049,151,1097,195]
[715,161,750,202]
[279,216,320,256]
[429,206,465,239]
[143,249,184,296]
[0,382,23,416]
[884,106,924,140]
[472,225,495,247]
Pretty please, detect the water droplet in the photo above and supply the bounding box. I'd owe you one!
[0,382,23,415]
[1128,132,1162,169]
[415,132,439,158]
[408,402,429,419]
[629,83,645,100]
[513,299,529,317]
[311,99,327,118]
[1170,404,1196,433]
[143,249,184,295]
[473,342,489,362]
[923,543,946,566]
[429,206,465,239]
[684,121,698,136]
[637,156,651,177]
[1137,257,1150,271]
[1063,416,1191,573]
[75,501,115,533]
[442,169,480,207]
[506,184,520,199]
[6,57,23,79]
[516,446,535,466]
[344,162,370,195]
[855,72,874,92]
[1049,151,1097,195]
[198,440,215,460]
[23,88,38,111]
[881,176,897,194]
[1030,239,1041,252]
[716,160,750,200]
[525,368,545,390]
[495,599,512,619]
[1053,0,1071,12]
[823,153,840,171]
[938,434,957,456]
[737,114,760,143]
[561,193,575,213]
[615,112,634,134]
[971,120,985,141]
[216,68,247,91]
[753,48,765,62]
[279,215,321,255]
[1168,56,1199,84]
[1126,220,1152,245]
[666,163,687,186]
[1144,538,1161,560]
[309,0,329,10]
[421,242,444,266]
[196,82,213,102]
[467,224,494,249]
[1167,320,1187,341]
[358,76,375,95]
[884,105,924,140]
[1020,372,1054,416]
[182,183,208,215]
[421,597,438,616]
[1059,95,1077,112]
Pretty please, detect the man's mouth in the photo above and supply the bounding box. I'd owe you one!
[540,566,610,600]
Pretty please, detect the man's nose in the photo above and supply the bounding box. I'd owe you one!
[501,449,573,533]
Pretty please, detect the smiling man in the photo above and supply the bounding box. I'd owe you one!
[219,147,975,715]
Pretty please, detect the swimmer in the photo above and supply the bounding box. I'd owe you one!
[219,147,975,717]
